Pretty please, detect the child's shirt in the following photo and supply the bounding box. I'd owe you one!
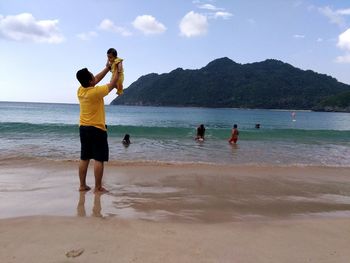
[110,57,124,94]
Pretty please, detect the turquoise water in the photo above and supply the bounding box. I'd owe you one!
[1,101,350,166]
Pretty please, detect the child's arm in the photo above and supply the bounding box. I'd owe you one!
[117,61,123,73]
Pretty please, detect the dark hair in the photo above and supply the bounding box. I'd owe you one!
[76,68,93,88]
[123,134,130,140]
[107,48,117,57]
[122,133,130,145]
[233,124,238,128]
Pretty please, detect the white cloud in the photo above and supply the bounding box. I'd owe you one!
[213,11,233,20]
[179,11,208,37]
[293,34,305,39]
[198,4,223,11]
[196,2,232,20]
[0,13,64,43]
[99,19,132,36]
[318,6,350,27]
[335,29,350,63]
[337,28,350,50]
[335,54,350,63]
[317,37,323,42]
[337,8,350,15]
[77,31,98,41]
[132,15,166,35]
[192,0,215,4]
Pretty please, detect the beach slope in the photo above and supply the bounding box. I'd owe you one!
[1,160,350,262]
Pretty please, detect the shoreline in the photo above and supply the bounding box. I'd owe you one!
[2,155,350,168]
[1,158,350,221]
[1,159,350,262]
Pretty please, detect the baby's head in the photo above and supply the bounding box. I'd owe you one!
[107,48,117,63]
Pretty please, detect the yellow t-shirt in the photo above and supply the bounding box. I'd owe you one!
[77,85,109,131]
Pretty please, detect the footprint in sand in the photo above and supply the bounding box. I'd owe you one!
[65,248,84,258]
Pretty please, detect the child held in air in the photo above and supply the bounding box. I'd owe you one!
[107,48,124,95]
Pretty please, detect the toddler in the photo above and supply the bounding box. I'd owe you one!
[107,48,124,95]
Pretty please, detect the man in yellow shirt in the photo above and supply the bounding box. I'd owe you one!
[76,64,117,192]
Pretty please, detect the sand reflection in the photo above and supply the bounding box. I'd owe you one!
[77,191,103,217]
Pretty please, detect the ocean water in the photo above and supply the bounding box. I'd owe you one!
[1,101,350,166]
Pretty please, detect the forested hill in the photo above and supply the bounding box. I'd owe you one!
[111,57,350,111]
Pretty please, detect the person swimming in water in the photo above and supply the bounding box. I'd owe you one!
[122,133,131,146]
[195,124,205,141]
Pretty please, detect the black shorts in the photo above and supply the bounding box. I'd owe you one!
[79,126,109,162]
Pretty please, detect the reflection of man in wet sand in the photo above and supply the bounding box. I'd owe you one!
[77,192,87,217]
[92,193,103,217]
[77,192,103,217]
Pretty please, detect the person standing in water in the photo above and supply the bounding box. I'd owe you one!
[122,134,131,147]
[195,124,205,141]
[228,124,239,144]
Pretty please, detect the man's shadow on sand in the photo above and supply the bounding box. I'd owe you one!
[77,191,103,217]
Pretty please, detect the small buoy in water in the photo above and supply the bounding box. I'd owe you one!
[291,111,296,122]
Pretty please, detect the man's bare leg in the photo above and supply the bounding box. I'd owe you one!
[94,160,107,192]
[79,159,91,191]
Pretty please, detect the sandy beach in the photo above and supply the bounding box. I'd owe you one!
[1,159,350,262]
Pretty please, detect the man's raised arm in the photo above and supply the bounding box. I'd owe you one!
[94,66,110,85]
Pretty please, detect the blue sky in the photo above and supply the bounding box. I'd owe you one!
[1,0,350,104]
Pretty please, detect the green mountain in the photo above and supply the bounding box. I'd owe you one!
[111,57,350,111]
[315,91,350,112]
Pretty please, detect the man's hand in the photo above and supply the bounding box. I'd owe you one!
[106,59,111,70]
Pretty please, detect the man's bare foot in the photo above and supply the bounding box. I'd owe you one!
[94,187,108,193]
[79,185,91,191]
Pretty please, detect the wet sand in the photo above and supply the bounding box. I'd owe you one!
[1,159,350,262]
